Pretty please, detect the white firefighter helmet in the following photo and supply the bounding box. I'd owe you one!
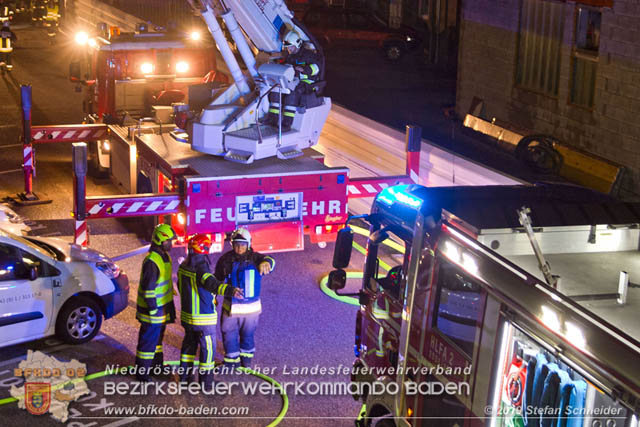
[231,227,251,247]
[283,30,302,50]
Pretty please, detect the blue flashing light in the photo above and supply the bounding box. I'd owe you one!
[378,185,421,209]
[378,193,394,207]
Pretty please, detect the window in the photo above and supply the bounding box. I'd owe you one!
[0,244,46,281]
[570,6,600,108]
[432,260,484,357]
[515,0,565,96]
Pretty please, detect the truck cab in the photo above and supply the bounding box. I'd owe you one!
[69,27,220,175]
[330,184,640,426]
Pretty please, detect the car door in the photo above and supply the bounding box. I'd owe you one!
[0,242,56,346]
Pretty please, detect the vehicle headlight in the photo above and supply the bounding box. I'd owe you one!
[190,31,201,41]
[140,62,154,75]
[406,35,413,42]
[100,140,110,152]
[96,261,120,279]
[176,61,189,73]
[75,31,89,46]
[88,38,98,48]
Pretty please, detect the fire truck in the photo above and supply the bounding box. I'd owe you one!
[68,22,220,176]
[328,183,640,426]
[24,0,423,251]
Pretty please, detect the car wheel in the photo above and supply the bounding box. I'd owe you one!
[56,297,103,344]
[384,43,404,62]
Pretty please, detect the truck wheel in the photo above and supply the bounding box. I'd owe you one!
[56,297,103,344]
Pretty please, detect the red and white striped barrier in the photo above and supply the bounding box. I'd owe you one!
[23,143,34,195]
[86,194,181,219]
[31,125,108,144]
[74,219,88,247]
[347,176,414,199]
[23,144,33,168]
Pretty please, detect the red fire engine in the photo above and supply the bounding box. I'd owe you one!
[69,24,222,175]
[329,184,640,426]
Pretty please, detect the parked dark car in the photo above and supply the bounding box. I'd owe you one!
[302,6,422,61]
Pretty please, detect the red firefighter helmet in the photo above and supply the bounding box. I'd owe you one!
[188,233,212,254]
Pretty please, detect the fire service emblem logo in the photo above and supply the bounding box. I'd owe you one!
[506,372,523,408]
[25,382,51,415]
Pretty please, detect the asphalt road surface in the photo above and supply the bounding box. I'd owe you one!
[0,25,368,426]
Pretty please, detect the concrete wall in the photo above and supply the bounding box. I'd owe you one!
[456,0,640,199]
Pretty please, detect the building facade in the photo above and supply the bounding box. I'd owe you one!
[456,0,640,199]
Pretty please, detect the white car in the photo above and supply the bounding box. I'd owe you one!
[0,204,31,236]
[0,229,129,348]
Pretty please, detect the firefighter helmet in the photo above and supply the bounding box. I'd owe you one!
[151,223,176,245]
[283,30,302,50]
[231,227,251,246]
[188,234,212,254]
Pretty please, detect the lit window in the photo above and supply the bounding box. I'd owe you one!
[515,0,565,96]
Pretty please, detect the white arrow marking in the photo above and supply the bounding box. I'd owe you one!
[146,201,162,212]
[127,202,144,213]
[347,185,360,194]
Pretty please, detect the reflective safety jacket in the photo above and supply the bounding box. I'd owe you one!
[136,247,175,324]
[215,249,275,316]
[285,47,321,87]
[0,28,16,53]
[178,254,236,334]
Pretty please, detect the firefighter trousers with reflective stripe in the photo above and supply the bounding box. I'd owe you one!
[179,328,215,387]
[135,323,166,371]
[220,311,258,368]
[265,87,304,129]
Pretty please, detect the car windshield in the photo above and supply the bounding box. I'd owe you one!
[0,231,53,259]
[25,238,65,261]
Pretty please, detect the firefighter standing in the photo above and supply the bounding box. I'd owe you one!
[177,234,243,390]
[0,21,16,71]
[264,30,321,131]
[135,223,177,382]
[215,228,275,368]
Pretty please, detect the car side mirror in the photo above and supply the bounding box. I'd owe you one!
[327,269,346,291]
[69,61,82,82]
[332,227,353,269]
[28,265,38,281]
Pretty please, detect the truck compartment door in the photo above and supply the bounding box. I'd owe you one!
[236,191,304,253]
